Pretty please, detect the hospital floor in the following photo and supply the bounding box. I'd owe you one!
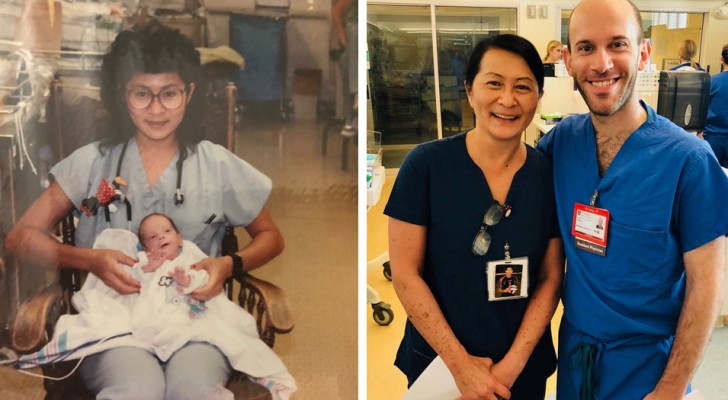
[0,111,359,399]
[367,174,728,400]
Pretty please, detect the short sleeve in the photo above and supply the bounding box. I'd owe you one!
[676,147,728,252]
[383,144,431,227]
[49,143,102,209]
[211,143,272,227]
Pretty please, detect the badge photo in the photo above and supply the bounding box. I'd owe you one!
[486,257,529,302]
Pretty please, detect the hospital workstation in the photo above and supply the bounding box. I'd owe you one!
[0,0,358,399]
[366,1,728,399]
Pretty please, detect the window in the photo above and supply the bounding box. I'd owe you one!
[367,3,517,168]
[651,12,688,29]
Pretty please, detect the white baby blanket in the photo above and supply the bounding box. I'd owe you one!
[19,228,296,399]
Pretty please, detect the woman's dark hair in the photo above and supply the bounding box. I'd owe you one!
[99,20,205,151]
[464,34,544,95]
[722,43,728,65]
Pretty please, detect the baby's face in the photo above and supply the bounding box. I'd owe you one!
[139,215,183,260]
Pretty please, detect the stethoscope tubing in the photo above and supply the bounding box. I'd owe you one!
[104,140,186,226]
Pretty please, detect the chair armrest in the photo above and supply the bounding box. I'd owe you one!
[12,285,64,354]
[227,371,273,400]
[238,273,294,347]
[242,273,294,333]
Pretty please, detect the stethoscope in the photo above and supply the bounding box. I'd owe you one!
[116,139,187,203]
[103,140,187,225]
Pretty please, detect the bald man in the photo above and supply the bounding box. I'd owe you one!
[537,0,728,399]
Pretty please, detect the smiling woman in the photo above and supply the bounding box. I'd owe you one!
[384,34,564,399]
[5,20,288,399]
[465,48,541,164]
[125,73,193,158]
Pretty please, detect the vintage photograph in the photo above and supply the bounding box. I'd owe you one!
[0,0,358,399]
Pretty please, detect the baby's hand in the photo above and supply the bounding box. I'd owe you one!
[143,251,165,273]
[170,266,191,288]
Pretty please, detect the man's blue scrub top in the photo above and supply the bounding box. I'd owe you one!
[537,103,728,341]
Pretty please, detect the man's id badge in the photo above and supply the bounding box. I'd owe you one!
[486,257,529,302]
[572,203,610,256]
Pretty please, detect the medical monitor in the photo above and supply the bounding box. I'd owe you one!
[656,71,711,131]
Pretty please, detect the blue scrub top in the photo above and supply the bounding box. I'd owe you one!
[669,62,705,72]
[538,103,728,342]
[51,139,272,257]
[705,71,728,136]
[385,132,558,382]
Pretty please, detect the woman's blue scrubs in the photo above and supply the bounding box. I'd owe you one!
[51,139,271,257]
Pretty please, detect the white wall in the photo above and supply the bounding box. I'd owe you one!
[512,0,728,95]
[368,0,728,74]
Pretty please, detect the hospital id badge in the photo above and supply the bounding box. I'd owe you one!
[486,257,529,302]
[572,203,610,256]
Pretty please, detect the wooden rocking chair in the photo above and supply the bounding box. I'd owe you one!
[10,78,293,400]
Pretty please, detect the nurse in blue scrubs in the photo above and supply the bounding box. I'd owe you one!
[537,1,728,399]
[386,34,564,400]
[6,22,284,399]
[704,44,728,168]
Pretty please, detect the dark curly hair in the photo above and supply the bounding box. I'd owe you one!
[99,20,205,151]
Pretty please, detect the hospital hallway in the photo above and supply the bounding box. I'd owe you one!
[0,110,359,399]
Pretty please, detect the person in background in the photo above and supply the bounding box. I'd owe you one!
[537,0,728,398]
[332,0,358,138]
[386,34,564,399]
[704,43,728,168]
[543,40,563,63]
[671,39,705,71]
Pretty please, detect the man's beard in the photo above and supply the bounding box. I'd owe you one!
[574,71,637,117]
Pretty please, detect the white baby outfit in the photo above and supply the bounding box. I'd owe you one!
[20,228,296,399]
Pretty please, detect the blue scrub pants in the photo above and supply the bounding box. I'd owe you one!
[80,342,233,400]
[557,318,690,400]
[704,134,728,168]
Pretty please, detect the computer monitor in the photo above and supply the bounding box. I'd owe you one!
[656,71,711,131]
[542,63,555,77]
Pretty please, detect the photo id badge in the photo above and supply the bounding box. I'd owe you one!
[486,257,529,302]
[571,203,610,256]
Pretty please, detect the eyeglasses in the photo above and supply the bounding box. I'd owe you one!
[126,87,186,110]
[472,203,506,256]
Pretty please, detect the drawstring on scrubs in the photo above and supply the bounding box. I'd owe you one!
[568,342,599,400]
